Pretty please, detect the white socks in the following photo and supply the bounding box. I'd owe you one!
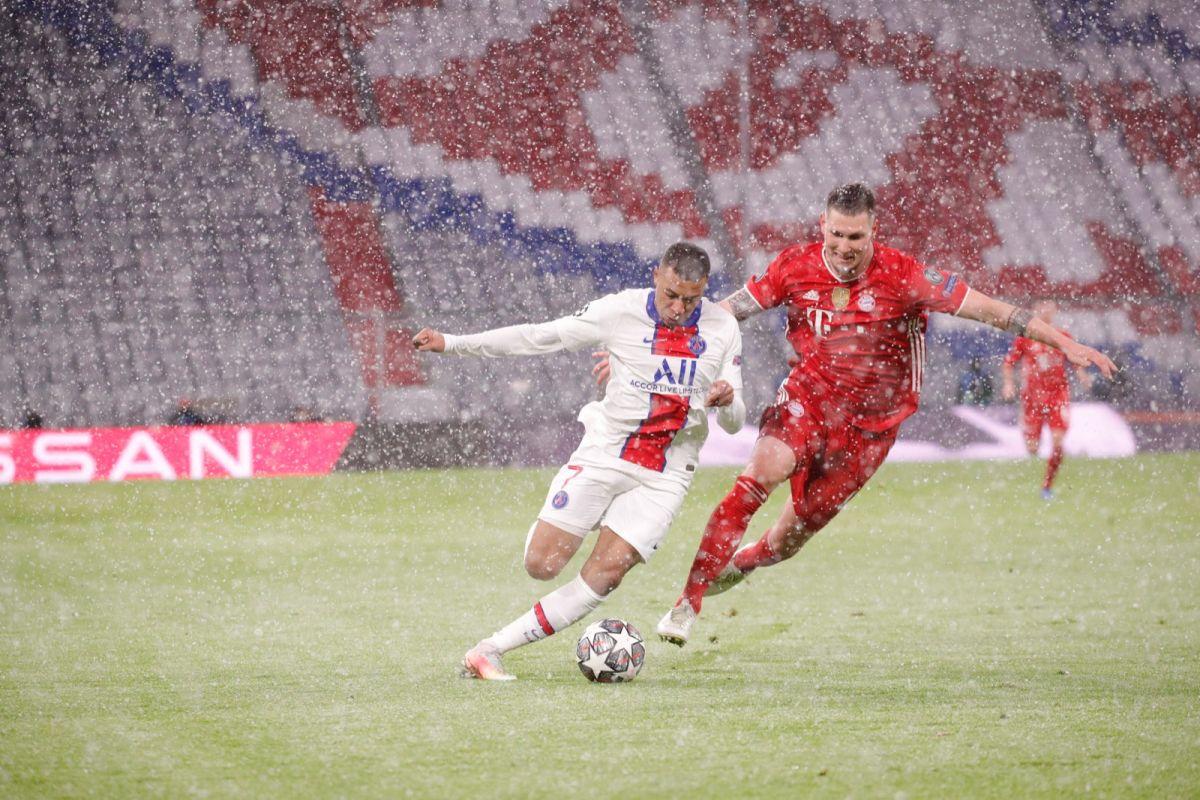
[484,575,605,654]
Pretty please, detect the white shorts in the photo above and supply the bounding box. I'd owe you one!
[536,455,690,561]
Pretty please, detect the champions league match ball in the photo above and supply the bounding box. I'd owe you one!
[576,618,645,683]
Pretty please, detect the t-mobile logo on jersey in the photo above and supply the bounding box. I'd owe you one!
[807,307,834,337]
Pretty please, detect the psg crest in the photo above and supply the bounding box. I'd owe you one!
[552,491,569,509]
[688,334,707,355]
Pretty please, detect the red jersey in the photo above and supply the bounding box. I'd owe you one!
[1004,335,1071,404]
[747,242,970,432]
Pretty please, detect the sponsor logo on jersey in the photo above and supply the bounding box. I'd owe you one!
[551,490,569,509]
[857,292,876,312]
[806,307,834,337]
[832,287,850,310]
[803,289,820,302]
[941,273,959,297]
[653,358,697,386]
[629,357,706,396]
[924,266,943,285]
[629,379,706,396]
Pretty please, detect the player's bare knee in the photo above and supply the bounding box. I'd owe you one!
[744,437,796,490]
[523,552,564,581]
[742,464,788,493]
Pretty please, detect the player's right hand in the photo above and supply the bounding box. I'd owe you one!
[1065,341,1117,379]
[412,328,446,352]
[592,350,611,386]
[704,379,734,408]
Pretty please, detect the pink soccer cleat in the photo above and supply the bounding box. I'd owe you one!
[460,643,517,681]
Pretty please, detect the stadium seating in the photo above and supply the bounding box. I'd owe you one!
[2,0,1197,430]
[0,11,366,427]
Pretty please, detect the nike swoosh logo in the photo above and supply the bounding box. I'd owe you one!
[642,336,656,344]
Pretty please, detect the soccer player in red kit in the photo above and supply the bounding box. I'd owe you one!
[654,183,1117,645]
[1001,300,1093,500]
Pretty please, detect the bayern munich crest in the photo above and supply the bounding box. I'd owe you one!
[688,334,706,355]
[552,491,569,509]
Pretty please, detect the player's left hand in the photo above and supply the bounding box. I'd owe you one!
[705,380,734,407]
[1064,341,1117,379]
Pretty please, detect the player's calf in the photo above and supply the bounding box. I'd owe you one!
[680,475,770,611]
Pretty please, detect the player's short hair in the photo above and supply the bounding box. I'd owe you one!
[826,182,875,218]
[660,242,711,282]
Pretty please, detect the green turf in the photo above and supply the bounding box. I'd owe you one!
[2,454,1198,798]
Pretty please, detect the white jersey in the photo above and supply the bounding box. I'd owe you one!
[443,288,744,479]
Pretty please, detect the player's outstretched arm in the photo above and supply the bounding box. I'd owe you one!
[412,328,446,352]
[415,301,609,359]
[956,290,1117,379]
[718,287,764,322]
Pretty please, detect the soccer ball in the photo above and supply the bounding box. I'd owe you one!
[576,618,645,683]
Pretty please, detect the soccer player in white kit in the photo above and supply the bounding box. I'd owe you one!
[412,243,744,680]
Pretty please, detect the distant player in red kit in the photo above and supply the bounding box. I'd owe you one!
[1001,300,1093,500]
[650,183,1117,645]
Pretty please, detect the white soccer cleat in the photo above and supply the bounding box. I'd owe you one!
[460,643,516,681]
[656,602,698,647]
[704,558,749,597]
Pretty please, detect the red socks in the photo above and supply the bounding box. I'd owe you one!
[1044,444,1063,490]
[682,476,768,612]
[733,534,781,573]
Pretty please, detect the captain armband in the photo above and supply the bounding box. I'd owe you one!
[1005,307,1034,336]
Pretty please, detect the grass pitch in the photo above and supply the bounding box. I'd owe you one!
[2,453,1199,798]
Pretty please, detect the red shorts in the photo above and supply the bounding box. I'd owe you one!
[1021,395,1069,441]
[758,398,898,535]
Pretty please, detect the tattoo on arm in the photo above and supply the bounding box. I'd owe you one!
[1005,307,1034,337]
[723,287,762,321]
